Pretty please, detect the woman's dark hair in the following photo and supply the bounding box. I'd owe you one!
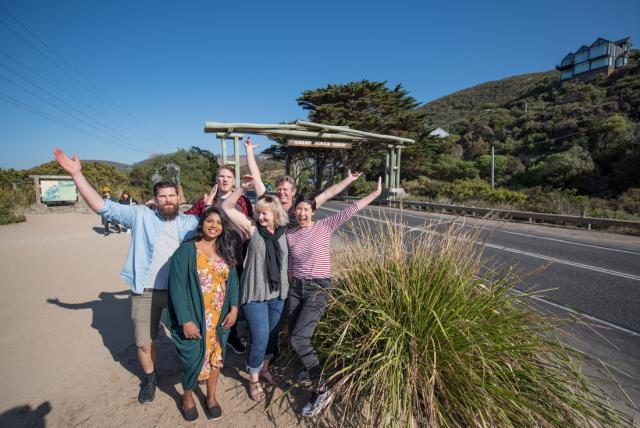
[192,206,239,266]
[294,193,316,212]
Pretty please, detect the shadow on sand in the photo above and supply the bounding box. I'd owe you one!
[46,291,183,409]
[45,293,339,423]
[0,401,51,428]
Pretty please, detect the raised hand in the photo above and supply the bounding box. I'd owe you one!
[240,175,254,190]
[53,148,81,176]
[375,176,382,195]
[346,169,363,181]
[204,184,219,206]
[244,136,260,151]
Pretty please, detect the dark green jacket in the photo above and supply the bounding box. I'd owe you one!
[167,241,239,390]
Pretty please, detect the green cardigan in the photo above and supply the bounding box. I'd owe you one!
[167,241,239,390]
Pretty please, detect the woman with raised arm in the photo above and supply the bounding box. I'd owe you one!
[167,206,240,422]
[221,177,289,402]
[244,137,363,228]
[286,177,383,418]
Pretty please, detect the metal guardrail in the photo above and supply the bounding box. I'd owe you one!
[333,196,640,230]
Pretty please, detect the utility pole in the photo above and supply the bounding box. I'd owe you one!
[490,143,495,191]
[524,101,528,118]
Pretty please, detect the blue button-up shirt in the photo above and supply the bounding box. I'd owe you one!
[97,199,198,294]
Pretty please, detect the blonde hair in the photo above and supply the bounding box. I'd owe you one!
[255,195,289,228]
[217,164,236,177]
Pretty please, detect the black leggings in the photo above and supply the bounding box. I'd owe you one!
[288,278,330,373]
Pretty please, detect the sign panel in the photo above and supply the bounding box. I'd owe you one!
[40,180,77,202]
[286,139,352,149]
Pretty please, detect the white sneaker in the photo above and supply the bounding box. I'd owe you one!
[300,389,333,418]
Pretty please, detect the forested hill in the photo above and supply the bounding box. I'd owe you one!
[418,50,640,198]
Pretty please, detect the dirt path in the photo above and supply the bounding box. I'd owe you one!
[0,213,314,428]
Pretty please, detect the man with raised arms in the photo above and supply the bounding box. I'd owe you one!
[53,148,198,405]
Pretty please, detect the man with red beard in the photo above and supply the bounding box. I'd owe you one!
[53,148,199,405]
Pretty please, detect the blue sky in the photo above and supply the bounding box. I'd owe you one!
[1,0,638,169]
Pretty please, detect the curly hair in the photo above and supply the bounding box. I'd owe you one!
[191,206,239,266]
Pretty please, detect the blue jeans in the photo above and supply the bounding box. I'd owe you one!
[242,298,285,374]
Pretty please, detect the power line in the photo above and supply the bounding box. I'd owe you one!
[0,62,156,153]
[0,91,150,154]
[0,6,173,147]
[0,47,163,147]
[0,72,153,153]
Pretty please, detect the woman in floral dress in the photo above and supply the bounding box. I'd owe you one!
[168,206,240,422]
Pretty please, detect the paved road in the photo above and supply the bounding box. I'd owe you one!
[318,200,640,419]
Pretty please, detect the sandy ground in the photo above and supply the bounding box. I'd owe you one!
[0,213,326,428]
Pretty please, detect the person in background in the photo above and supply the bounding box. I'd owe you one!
[53,148,199,405]
[101,186,120,235]
[221,177,289,402]
[286,177,382,418]
[168,207,239,422]
[118,191,137,233]
[244,137,363,228]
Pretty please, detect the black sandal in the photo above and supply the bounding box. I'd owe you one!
[181,405,199,422]
[208,403,222,420]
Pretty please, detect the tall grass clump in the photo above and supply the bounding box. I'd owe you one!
[315,219,630,427]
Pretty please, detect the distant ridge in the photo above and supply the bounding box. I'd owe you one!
[420,70,557,126]
[84,160,132,172]
[86,153,270,171]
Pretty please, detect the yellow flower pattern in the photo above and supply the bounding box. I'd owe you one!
[196,249,229,380]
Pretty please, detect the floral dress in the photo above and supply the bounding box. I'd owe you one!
[196,249,229,380]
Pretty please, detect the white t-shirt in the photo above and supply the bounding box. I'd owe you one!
[143,218,179,290]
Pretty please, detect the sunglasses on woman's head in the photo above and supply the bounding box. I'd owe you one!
[258,195,276,202]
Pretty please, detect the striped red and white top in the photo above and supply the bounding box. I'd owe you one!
[286,203,360,279]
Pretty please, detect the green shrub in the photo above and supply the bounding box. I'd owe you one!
[616,188,640,214]
[522,187,589,215]
[0,203,26,225]
[402,176,445,198]
[316,220,629,427]
[441,179,527,205]
[431,154,479,181]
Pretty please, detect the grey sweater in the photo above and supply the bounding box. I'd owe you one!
[239,230,289,304]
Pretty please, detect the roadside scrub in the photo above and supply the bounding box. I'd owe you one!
[315,218,631,427]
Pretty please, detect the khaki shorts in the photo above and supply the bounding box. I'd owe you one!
[131,290,168,346]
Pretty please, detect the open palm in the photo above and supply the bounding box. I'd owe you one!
[244,137,260,151]
[53,148,81,175]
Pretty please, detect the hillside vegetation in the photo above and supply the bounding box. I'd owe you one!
[415,50,640,218]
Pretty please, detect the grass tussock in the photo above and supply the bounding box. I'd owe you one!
[316,218,630,427]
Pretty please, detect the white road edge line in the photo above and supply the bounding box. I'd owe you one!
[512,290,640,337]
[368,205,640,255]
[320,206,640,281]
[319,206,640,337]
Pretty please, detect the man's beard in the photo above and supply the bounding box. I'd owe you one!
[157,203,179,220]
